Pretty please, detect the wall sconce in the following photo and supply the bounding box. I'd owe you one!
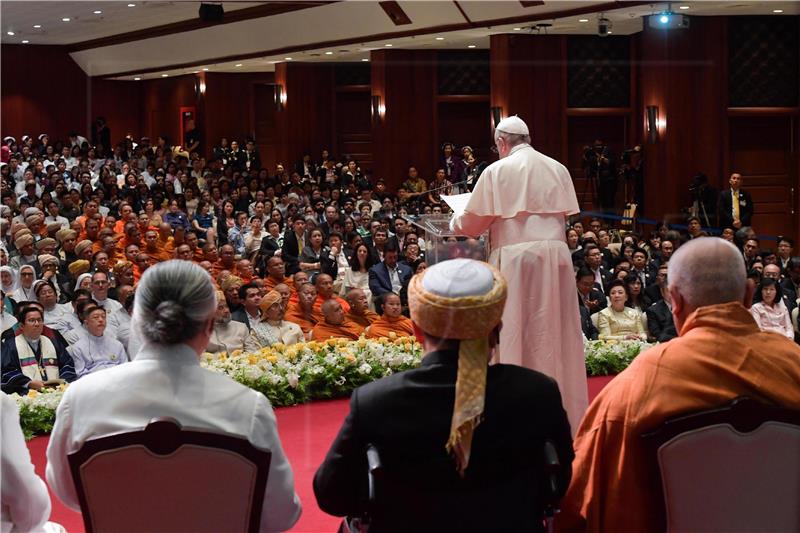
[646,105,660,143]
[371,95,384,122]
[274,84,286,111]
[491,106,503,128]
[199,80,206,95]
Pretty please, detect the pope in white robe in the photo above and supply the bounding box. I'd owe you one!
[452,115,588,431]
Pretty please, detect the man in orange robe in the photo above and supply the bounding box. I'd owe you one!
[284,282,318,337]
[264,256,295,292]
[557,238,800,533]
[365,293,413,338]
[287,271,309,305]
[312,273,349,322]
[143,229,171,263]
[311,299,363,341]
[345,288,378,329]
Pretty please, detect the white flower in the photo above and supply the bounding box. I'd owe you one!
[244,366,264,381]
[358,363,372,375]
[287,372,300,388]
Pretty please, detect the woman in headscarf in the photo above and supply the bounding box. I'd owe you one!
[73,273,92,293]
[1,266,18,299]
[16,265,37,302]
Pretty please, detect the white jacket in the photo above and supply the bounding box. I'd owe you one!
[45,343,301,532]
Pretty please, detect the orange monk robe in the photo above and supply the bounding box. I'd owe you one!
[556,302,800,533]
[346,309,379,329]
[193,248,204,263]
[311,319,364,341]
[211,261,238,278]
[264,276,294,292]
[312,295,350,323]
[283,302,317,334]
[145,246,172,263]
[158,236,175,255]
[116,237,141,255]
[364,314,415,339]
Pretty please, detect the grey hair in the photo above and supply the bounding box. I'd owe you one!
[494,130,531,146]
[132,260,217,345]
[668,237,746,311]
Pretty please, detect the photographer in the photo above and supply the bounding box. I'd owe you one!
[688,173,718,227]
[583,139,616,210]
[620,144,643,210]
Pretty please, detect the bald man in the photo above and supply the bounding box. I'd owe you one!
[287,270,310,305]
[274,283,292,311]
[364,293,413,338]
[559,237,800,532]
[345,288,379,328]
[264,256,294,291]
[312,273,350,321]
[284,283,318,338]
[311,299,363,341]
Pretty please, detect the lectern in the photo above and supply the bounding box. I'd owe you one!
[406,214,490,265]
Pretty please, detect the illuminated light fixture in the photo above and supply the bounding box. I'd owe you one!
[607,31,613,34]
[94,10,102,14]
[384,43,392,47]
[679,5,690,9]
[61,17,70,22]
[134,77,141,80]
[659,13,670,24]
[199,81,206,94]
[773,9,783,13]
[33,25,42,28]
[324,51,333,55]
[21,40,29,44]
[161,74,168,77]
[284,57,293,60]
[491,107,502,128]
[513,27,522,30]
[6,31,14,36]
[202,68,209,71]
[467,45,476,48]
[361,58,369,62]
[435,37,445,40]
[127,3,136,7]
[646,105,660,143]
[371,95,385,122]
[274,84,286,111]
[235,63,243,67]
[579,18,589,22]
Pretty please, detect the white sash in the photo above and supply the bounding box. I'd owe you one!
[15,335,60,382]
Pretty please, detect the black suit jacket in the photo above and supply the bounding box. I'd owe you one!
[644,283,663,305]
[230,308,253,330]
[281,230,306,275]
[718,188,754,228]
[313,350,573,533]
[646,300,677,343]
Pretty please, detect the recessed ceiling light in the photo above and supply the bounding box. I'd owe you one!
[127,3,136,7]
[193,70,199,73]
[33,25,42,29]
[325,51,333,55]
[6,31,14,36]
[361,58,369,62]
[579,18,589,22]
[607,31,613,34]
[61,18,70,22]
[21,40,29,44]
[679,5,690,9]
[384,43,393,47]
[513,27,522,31]
[134,77,141,81]
[161,74,168,77]
[93,10,102,14]
[202,68,209,71]
[235,63,243,67]
[773,9,784,13]
[435,37,445,41]
[467,44,476,48]
[284,57,293,60]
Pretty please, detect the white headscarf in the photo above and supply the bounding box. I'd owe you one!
[17,265,37,302]
[0,266,18,296]
[74,272,92,291]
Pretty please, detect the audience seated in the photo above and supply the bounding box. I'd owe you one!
[284,282,318,338]
[344,288,378,328]
[364,293,414,338]
[45,261,302,531]
[368,242,412,311]
[257,289,304,346]
[749,277,793,338]
[595,279,647,341]
[645,264,677,342]
[207,290,256,355]
[68,301,128,377]
[314,259,573,531]
[557,238,800,532]
[311,299,363,341]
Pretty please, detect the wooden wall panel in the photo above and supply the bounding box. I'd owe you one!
[335,90,372,172]
[567,115,628,208]
[1,45,89,141]
[89,79,143,147]
[436,100,491,164]
[140,75,197,149]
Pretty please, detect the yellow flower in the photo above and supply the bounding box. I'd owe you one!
[327,338,338,347]
[267,355,278,363]
[357,338,367,348]
[388,332,397,340]
[336,338,349,347]
[285,347,299,360]
[248,355,259,365]
[273,343,286,352]
[27,390,38,398]
[378,337,389,343]
[231,349,243,357]
[404,343,412,351]
[345,354,356,363]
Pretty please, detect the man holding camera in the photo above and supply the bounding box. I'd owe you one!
[583,140,616,211]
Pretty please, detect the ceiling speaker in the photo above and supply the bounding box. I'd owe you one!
[199,3,224,22]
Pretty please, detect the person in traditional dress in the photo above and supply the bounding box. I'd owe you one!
[107,285,135,355]
[274,283,292,311]
[263,256,295,292]
[312,273,350,321]
[46,260,302,532]
[1,305,76,394]
[284,282,318,338]
[68,301,128,377]
[595,279,647,341]
[1,266,18,300]
[206,291,255,355]
[451,115,587,431]
[311,299,363,341]
[365,293,414,339]
[558,238,800,532]
[344,288,378,329]
[314,258,573,531]
[258,290,304,346]
[16,265,37,302]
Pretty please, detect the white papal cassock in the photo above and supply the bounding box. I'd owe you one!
[453,141,588,432]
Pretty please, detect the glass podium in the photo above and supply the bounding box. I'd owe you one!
[406,214,491,265]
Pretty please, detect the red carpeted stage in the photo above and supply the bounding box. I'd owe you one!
[27,376,614,532]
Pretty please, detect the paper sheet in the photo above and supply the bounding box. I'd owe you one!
[442,193,472,218]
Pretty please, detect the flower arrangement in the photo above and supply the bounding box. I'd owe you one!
[11,386,66,440]
[584,339,654,376]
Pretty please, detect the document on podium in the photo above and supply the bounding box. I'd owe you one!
[441,193,472,218]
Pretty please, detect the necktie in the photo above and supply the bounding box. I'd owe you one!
[732,190,740,221]
[297,234,303,254]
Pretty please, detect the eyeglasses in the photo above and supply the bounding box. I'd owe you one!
[93,280,109,286]
[20,273,34,277]
[25,318,43,324]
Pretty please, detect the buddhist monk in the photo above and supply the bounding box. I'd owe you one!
[365,293,414,338]
[274,283,292,311]
[264,256,294,291]
[143,229,171,263]
[212,244,238,277]
[284,282,318,338]
[312,273,350,321]
[345,288,378,329]
[288,271,309,305]
[311,299,364,341]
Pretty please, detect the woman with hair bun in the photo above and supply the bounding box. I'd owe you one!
[45,261,302,531]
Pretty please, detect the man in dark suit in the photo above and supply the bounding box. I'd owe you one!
[368,242,412,310]
[314,259,573,532]
[646,299,677,342]
[230,282,262,330]
[576,267,607,316]
[644,263,669,305]
[280,216,307,275]
[718,173,753,230]
[582,244,611,294]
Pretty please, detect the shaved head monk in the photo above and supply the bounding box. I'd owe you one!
[274,283,292,310]
[265,256,293,291]
[311,299,364,341]
[313,273,350,320]
[283,283,318,338]
[345,288,379,329]
[365,293,414,338]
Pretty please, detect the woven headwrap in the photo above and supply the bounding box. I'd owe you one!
[37,254,59,267]
[112,261,133,277]
[259,289,282,315]
[35,237,56,250]
[68,259,90,277]
[220,275,244,292]
[408,258,507,476]
[46,222,63,234]
[74,240,93,257]
[56,228,77,243]
[15,234,34,248]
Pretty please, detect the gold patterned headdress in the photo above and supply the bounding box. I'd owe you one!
[408,258,507,476]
